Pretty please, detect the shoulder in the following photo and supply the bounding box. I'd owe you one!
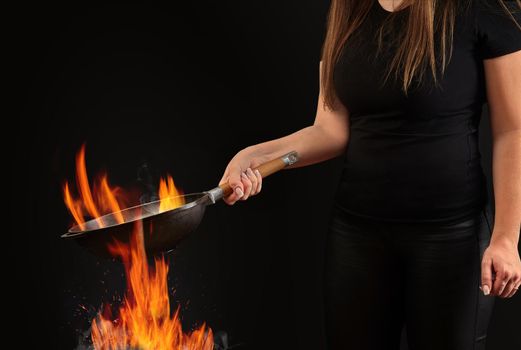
[455,0,520,20]
[460,0,521,59]
[472,0,520,12]
[468,0,521,24]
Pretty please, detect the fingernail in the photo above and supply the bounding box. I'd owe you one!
[482,285,490,295]
[235,187,244,197]
[255,169,260,176]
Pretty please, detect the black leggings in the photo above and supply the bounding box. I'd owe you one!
[323,203,496,350]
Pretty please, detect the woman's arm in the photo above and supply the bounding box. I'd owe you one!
[245,61,350,169]
[218,61,350,205]
[480,50,521,298]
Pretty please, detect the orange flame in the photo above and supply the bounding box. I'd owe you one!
[91,219,214,349]
[63,182,86,230]
[75,145,102,224]
[159,175,185,213]
[63,145,186,230]
[63,145,210,349]
[63,144,127,229]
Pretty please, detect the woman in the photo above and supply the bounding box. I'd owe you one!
[218,0,521,348]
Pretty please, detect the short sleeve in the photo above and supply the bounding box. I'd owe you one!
[474,0,521,59]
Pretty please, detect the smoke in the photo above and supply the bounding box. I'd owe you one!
[75,328,95,350]
[137,161,160,204]
[213,330,246,349]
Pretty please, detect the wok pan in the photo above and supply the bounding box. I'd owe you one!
[61,151,299,258]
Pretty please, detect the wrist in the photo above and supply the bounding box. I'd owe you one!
[243,144,275,160]
[490,232,519,250]
[242,145,264,158]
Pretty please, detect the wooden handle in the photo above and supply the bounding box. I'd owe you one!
[219,151,299,197]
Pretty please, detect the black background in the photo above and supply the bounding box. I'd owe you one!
[9,1,520,349]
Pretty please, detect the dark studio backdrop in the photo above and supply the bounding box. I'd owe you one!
[9,1,521,349]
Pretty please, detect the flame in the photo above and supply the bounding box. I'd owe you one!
[159,175,185,213]
[98,175,125,224]
[75,145,102,224]
[91,220,214,349]
[63,182,87,230]
[63,145,211,349]
[63,145,185,230]
[63,144,127,229]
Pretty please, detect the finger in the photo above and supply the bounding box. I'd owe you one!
[218,176,227,187]
[240,171,253,200]
[506,290,517,298]
[222,190,241,205]
[219,175,233,206]
[499,278,517,298]
[226,167,245,203]
[224,188,244,205]
[506,282,521,298]
[481,255,493,296]
[254,168,262,194]
[222,189,241,206]
[503,281,518,298]
[245,168,258,195]
[492,269,510,296]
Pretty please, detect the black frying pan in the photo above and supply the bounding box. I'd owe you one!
[61,151,299,258]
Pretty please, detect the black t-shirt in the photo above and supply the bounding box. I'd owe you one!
[332,0,521,223]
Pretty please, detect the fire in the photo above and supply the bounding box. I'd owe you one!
[159,176,185,213]
[63,145,186,230]
[63,145,212,349]
[91,220,214,349]
[63,144,128,230]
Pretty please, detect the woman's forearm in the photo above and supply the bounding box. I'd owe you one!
[244,124,348,170]
[490,130,521,248]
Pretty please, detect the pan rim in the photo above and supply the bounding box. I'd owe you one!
[61,192,210,238]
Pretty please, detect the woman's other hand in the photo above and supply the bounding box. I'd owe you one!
[480,237,521,298]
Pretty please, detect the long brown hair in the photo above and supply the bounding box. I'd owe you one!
[320,0,521,111]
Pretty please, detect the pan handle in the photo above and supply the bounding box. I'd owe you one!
[205,151,299,203]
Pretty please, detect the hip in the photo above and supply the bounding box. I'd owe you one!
[327,200,494,245]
